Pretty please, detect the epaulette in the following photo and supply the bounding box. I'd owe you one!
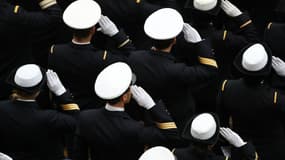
[49,45,55,54]
[267,22,273,30]
[273,90,278,105]
[221,80,228,92]
[13,5,20,14]
[102,50,107,60]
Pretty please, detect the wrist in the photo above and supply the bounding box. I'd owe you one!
[54,87,66,96]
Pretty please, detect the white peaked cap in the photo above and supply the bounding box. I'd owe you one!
[63,0,101,29]
[95,62,133,100]
[0,152,12,160]
[191,113,217,140]
[144,8,184,40]
[14,64,43,88]
[242,43,268,71]
[139,146,175,160]
[193,0,218,11]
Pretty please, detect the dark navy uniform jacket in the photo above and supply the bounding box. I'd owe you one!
[218,79,285,159]
[74,102,180,160]
[174,142,258,160]
[0,1,61,99]
[0,92,79,160]
[128,40,218,131]
[48,31,134,110]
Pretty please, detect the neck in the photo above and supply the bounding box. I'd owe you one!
[152,46,172,53]
[72,36,92,44]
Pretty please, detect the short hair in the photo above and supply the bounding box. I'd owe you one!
[106,88,130,105]
[152,38,175,50]
[73,27,93,38]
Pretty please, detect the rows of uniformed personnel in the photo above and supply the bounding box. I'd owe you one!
[0,0,285,160]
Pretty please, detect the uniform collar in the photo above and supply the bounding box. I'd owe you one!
[15,99,36,102]
[105,103,125,112]
[72,40,91,45]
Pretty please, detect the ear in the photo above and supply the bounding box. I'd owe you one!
[90,26,96,35]
[121,93,129,102]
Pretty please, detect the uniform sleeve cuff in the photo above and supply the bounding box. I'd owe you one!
[39,0,57,9]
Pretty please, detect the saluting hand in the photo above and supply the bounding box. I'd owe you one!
[220,127,246,148]
[221,0,242,17]
[46,70,66,96]
[98,15,119,37]
[130,85,155,110]
[183,23,202,43]
[272,56,285,77]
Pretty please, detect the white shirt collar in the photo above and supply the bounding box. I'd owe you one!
[16,99,36,102]
[105,103,125,112]
[72,39,91,45]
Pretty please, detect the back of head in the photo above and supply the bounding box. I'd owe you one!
[144,8,184,41]
[6,64,45,95]
[94,62,135,102]
[182,113,220,145]
[63,0,101,30]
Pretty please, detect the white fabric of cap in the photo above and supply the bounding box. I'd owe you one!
[191,113,217,140]
[193,0,217,11]
[139,146,175,160]
[95,62,132,100]
[63,0,101,29]
[0,152,12,160]
[144,8,184,40]
[242,43,268,71]
[14,64,43,88]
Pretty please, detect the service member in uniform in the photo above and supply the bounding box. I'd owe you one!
[0,0,61,100]
[128,8,218,131]
[74,62,180,160]
[217,43,285,159]
[174,0,259,114]
[94,0,177,49]
[264,22,285,91]
[173,113,258,160]
[0,64,79,160]
[48,0,134,110]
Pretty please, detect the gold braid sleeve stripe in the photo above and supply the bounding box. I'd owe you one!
[14,5,20,14]
[240,20,252,29]
[118,39,130,48]
[61,103,80,111]
[198,56,218,68]
[156,122,177,129]
[39,0,57,9]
